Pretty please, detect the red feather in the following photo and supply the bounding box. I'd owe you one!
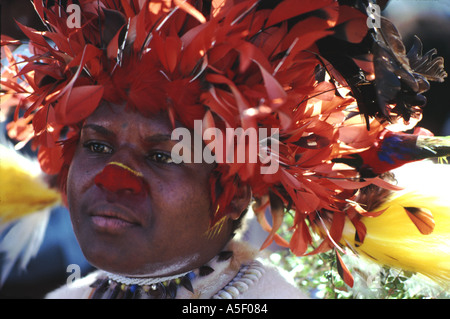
[335,249,354,287]
[55,85,104,125]
[290,217,312,256]
[404,207,435,235]
[266,0,336,28]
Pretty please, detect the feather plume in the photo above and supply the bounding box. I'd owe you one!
[0,144,60,285]
[341,162,450,287]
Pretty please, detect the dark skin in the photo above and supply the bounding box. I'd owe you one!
[67,102,251,277]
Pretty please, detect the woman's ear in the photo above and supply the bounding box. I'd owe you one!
[228,182,252,220]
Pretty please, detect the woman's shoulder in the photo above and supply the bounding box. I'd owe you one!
[213,241,309,299]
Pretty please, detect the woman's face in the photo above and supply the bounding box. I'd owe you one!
[67,103,235,277]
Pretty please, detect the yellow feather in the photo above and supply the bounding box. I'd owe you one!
[0,145,61,223]
[342,190,450,287]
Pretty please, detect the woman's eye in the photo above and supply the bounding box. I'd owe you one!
[148,152,174,164]
[84,142,113,154]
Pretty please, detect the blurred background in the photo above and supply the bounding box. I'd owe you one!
[1,0,449,298]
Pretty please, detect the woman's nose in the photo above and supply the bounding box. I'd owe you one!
[94,161,144,194]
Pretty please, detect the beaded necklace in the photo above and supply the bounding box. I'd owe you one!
[87,250,265,299]
[89,270,198,299]
[88,251,233,299]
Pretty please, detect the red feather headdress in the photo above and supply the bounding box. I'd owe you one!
[1,0,447,287]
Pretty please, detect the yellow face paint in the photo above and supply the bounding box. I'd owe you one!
[108,161,143,177]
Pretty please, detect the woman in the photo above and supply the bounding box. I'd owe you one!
[1,0,449,298]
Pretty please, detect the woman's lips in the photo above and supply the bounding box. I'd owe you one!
[91,215,137,233]
[89,205,142,234]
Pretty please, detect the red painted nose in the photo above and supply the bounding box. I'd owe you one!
[94,162,144,194]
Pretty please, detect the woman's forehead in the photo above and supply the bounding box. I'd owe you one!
[84,102,174,135]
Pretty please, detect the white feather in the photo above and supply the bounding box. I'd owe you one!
[0,208,51,286]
